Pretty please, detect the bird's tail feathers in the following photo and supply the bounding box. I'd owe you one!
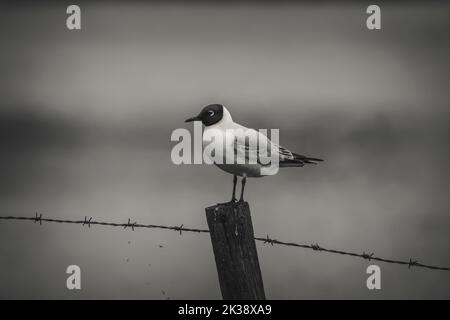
[291,153,324,165]
[279,161,305,168]
[279,157,323,167]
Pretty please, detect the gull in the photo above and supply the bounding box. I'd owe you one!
[185,104,323,202]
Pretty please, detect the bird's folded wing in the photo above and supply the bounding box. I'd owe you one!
[231,129,294,165]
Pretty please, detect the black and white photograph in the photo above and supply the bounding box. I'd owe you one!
[1,0,450,305]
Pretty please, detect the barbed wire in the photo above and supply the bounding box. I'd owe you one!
[1,213,449,271]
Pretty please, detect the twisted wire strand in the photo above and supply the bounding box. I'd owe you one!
[1,214,449,271]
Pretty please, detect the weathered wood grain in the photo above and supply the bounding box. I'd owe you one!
[206,201,265,300]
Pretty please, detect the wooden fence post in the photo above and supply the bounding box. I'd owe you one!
[206,201,266,300]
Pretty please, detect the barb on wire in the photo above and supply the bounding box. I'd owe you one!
[83,216,92,228]
[1,214,449,271]
[263,235,276,246]
[408,258,419,269]
[124,218,137,231]
[34,212,42,225]
[175,224,184,235]
[362,252,374,261]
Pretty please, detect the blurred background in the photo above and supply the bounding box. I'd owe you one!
[1,1,450,299]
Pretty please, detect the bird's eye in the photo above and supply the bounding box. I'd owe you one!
[208,110,215,117]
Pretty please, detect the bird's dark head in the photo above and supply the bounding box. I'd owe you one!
[185,104,224,126]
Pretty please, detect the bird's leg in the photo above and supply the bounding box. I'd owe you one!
[239,176,247,202]
[216,175,238,205]
[230,175,238,202]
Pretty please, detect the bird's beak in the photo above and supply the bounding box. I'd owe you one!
[185,115,201,123]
